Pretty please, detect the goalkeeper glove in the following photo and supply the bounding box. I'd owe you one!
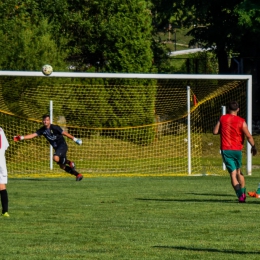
[13,135,24,142]
[73,137,82,145]
[251,145,257,156]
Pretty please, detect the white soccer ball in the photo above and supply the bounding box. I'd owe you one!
[42,64,53,76]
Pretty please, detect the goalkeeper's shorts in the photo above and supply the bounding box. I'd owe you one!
[221,150,242,173]
[54,143,68,159]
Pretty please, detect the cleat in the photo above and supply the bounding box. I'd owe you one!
[248,191,256,197]
[1,212,10,217]
[247,191,260,198]
[69,161,76,170]
[76,174,83,181]
[239,193,246,203]
[239,197,245,203]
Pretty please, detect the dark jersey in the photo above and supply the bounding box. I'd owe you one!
[36,124,66,149]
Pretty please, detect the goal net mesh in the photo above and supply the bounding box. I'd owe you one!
[0,75,247,177]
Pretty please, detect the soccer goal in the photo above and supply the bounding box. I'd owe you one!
[0,71,252,177]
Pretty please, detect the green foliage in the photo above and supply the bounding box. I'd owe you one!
[65,0,154,72]
[0,0,156,72]
[1,0,260,75]
[181,51,218,74]
[0,18,68,71]
[235,0,260,31]
[182,0,242,73]
[150,0,260,73]
[171,0,196,26]
[233,1,260,58]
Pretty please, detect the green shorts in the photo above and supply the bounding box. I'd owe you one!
[221,150,242,173]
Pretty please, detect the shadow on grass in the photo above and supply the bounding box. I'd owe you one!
[136,198,236,203]
[14,178,63,181]
[152,245,260,255]
[136,197,260,204]
[187,192,233,197]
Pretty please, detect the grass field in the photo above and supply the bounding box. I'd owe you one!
[3,172,260,260]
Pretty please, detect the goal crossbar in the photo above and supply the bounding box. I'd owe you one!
[0,70,253,80]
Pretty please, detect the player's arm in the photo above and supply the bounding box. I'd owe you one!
[14,133,38,141]
[62,131,82,145]
[213,120,220,135]
[242,121,257,155]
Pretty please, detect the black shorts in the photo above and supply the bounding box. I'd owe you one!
[54,143,68,159]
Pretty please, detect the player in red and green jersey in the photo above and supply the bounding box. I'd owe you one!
[213,101,257,202]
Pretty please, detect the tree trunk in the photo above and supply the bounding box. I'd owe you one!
[216,48,229,74]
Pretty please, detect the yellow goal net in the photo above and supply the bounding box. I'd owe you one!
[0,72,252,177]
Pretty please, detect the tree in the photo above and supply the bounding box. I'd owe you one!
[150,0,260,74]
[0,20,68,71]
[0,0,68,71]
[150,0,195,29]
[180,0,243,74]
[64,0,154,73]
[234,0,260,58]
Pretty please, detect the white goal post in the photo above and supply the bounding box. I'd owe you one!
[0,71,253,176]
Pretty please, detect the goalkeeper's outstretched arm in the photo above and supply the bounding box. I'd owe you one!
[14,133,37,141]
[62,131,82,145]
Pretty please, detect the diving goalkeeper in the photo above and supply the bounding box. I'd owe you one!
[14,114,83,181]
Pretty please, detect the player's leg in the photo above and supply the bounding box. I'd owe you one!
[65,159,76,170]
[237,169,246,199]
[53,143,68,168]
[53,154,61,164]
[0,158,9,216]
[0,178,9,217]
[235,152,246,202]
[247,180,260,198]
[248,184,260,198]
[54,145,83,181]
[229,170,245,202]
[229,170,242,196]
[54,154,73,173]
[0,184,9,217]
[60,164,83,181]
[54,145,75,170]
[222,150,244,202]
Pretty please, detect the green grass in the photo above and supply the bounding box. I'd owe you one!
[3,173,260,259]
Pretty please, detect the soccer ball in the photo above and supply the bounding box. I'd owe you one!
[42,64,53,76]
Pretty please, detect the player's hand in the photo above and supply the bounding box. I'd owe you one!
[251,146,257,156]
[13,135,24,142]
[73,137,82,145]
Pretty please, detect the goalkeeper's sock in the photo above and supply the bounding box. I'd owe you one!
[64,166,73,174]
[64,166,79,176]
[0,189,8,214]
[66,159,71,165]
[71,169,79,176]
[66,159,76,170]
